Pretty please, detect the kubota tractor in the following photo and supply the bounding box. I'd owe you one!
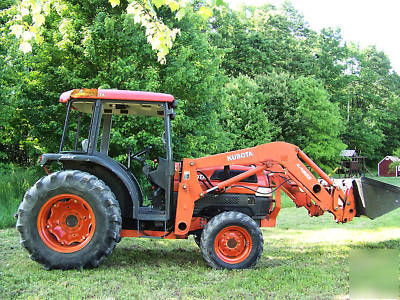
[16,89,400,270]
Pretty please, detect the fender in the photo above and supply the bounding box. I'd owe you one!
[40,152,143,219]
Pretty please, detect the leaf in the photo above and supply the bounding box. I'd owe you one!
[167,0,179,12]
[198,7,213,19]
[109,0,120,8]
[22,31,34,41]
[20,7,29,16]
[10,25,23,38]
[19,41,32,53]
[32,13,45,26]
[152,0,164,9]
[175,8,185,20]
[214,0,226,6]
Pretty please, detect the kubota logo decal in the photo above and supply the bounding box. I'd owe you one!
[227,151,253,161]
[297,163,312,180]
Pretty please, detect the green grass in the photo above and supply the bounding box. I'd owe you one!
[1,207,399,299]
[370,176,400,186]
[0,165,43,228]
[0,169,399,298]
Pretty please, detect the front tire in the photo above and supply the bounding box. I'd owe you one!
[200,211,263,269]
[16,170,121,269]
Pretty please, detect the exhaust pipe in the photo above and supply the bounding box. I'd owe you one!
[353,177,400,219]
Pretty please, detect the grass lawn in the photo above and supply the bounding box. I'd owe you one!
[1,205,399,299]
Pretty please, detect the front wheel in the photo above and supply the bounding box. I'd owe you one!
[200,211,263,269]
[16,170,121,270]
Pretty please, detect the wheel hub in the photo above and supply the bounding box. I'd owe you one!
[214,226,252,264]
[218,230,246,256]
[66,215,78,227]
[227,238,238,249]
[37,194,95,253]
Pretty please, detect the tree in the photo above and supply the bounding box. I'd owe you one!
[210,4,317,78]
[343,45,400,161]
[288,76,346,168]
[0,1,44,164]
[9,0,218,63]
[221,75,271,150]
[1,0,230,165]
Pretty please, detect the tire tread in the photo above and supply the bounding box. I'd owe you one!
[200,211,263,269]
[16,170,122,270]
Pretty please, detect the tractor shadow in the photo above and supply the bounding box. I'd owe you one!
[103,238,289,270]
[103,240,206,269]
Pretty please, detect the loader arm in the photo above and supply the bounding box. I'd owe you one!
[174,142,357,236]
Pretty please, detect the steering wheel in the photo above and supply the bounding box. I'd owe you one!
[131,146,152,163]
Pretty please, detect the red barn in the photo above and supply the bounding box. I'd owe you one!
[378,156,400,177]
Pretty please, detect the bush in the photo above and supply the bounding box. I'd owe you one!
[0,164,43,228]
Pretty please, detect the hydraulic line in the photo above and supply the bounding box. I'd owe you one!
[227,178,291,195]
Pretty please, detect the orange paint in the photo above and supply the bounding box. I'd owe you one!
[214,226,252,264]
[37,194,95,253]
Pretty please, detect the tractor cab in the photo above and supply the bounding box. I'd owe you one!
[40,89,178,227]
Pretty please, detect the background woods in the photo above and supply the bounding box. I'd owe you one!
[1,1,400,170]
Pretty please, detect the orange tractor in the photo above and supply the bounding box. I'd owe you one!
[16,89,400,270]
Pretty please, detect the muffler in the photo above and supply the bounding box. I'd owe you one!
[352,177,400,219]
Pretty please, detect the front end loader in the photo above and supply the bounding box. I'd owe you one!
[15,89,400,270]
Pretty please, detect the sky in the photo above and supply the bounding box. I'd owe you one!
[227,0,400,73]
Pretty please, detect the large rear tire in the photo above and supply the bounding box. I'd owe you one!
[200,211,263,269]
[16,170,121,269]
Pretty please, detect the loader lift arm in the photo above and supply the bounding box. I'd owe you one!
[174,142,357,236]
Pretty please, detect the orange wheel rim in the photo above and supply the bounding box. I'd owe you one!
[37,194,95,253]
[214,226,252,264]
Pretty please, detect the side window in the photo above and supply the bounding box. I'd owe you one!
[62,106,91,152]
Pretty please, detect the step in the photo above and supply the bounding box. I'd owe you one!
[138,206,168,221]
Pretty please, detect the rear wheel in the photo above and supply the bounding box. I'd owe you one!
[200,211,263,269]
[16,170,121,269]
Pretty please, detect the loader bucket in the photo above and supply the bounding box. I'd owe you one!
[353,177,400,219]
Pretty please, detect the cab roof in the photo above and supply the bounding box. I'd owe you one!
[60,89,175,117]
[59,89,174,103]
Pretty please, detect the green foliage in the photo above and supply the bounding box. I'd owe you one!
[1,0,400,172]
[1,2,228,164]
[221,75,271,150]
[0,164,43,228]
[389,148,400,172]
[0,4,44,165]
[211,4,400,166]
[288,76,346,168]
[9,0,222,63]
